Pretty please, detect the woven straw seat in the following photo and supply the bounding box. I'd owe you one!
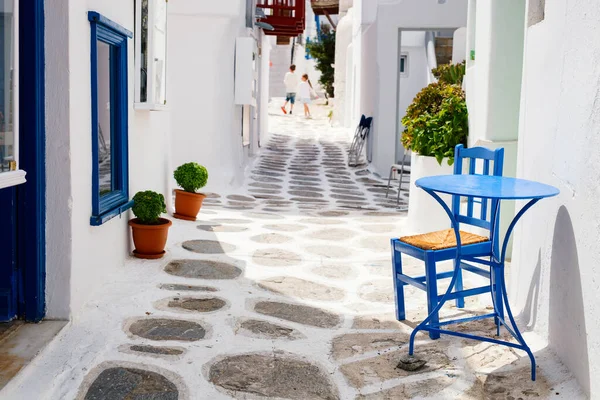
[399,229,489,251]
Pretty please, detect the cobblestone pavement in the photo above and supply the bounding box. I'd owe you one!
[1,103,583,399]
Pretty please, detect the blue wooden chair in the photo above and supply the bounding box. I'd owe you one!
[391,144,504,339]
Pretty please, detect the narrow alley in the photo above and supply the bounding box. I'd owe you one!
[206,104,408,213]
[0,103,582,400]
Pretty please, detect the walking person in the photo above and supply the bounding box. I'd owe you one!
[298,74,317,119]
[281,64,299,115]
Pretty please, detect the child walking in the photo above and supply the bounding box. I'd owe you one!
[281,65,299,114]
[297,74,317,119]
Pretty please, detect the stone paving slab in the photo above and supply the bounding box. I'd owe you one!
[207,352,339,400]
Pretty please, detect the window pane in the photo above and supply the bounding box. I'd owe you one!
[140,0,149,102]
[0,2,15,173]
[97,41,112,197]
[153,0,167,105]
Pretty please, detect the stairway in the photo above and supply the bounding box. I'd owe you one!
[269,44,293,99]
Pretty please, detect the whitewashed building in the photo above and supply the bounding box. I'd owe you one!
[0,0,273,329]
[335,0,468,175]
[0,0,176,324]
[472,0,600,397]
[169,1,273,193]
[381,0,599,396]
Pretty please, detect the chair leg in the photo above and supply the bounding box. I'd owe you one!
[455,259,465,309]
[397,168,403,205]
[397,152,408,205]
[424,252,440,340]
[391,243,406,321]
[386,167,394,198]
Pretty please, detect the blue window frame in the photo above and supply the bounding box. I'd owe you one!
[88,12,133,226]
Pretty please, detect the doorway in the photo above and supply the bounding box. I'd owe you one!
[0,0,46,323]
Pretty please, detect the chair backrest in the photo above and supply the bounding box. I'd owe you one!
[451,144,504,236]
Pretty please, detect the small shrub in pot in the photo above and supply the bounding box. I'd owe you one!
[173,162,209,221]
[132,191,167,224]
[129,190,172,259]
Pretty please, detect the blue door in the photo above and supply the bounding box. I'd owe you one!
[0,0,46,323]
[0,187,17,321]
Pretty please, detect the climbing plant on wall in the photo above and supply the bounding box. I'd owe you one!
[306,28,336,98]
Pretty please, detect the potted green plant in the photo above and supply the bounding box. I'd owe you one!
[401,82,468,166]
[173,162,209,221]
[401,66,469,233]
[129,190,171,259]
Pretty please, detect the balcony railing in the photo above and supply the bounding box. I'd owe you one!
[256,0,306,37]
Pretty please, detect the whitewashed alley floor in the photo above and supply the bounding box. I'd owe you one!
[1,102,585,399]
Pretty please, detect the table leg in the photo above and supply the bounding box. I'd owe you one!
[498,198,540,381]
[491,264,503,336]
[498,263,537,381]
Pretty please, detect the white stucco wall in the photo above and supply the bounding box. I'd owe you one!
[168,0,256,194]
[511,0,600,396]
[44,0,171,319]
[452,27,467,63]
[462,0,526,256]
[467,0,526,146]
[394,31,429,163]
[340,0,353,15]
[258,33,272,146]
[45,0,72,319]
[334,8,354,126]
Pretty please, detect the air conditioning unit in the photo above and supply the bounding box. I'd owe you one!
[234,37,258,106]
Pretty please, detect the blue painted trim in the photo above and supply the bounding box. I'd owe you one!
[88,12,133,38]
[18,0,46,321]
[315,15,321,40]
[89,13,131,226]
[90,200,134,226]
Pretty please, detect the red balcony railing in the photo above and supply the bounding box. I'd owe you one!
[256,0,306,37]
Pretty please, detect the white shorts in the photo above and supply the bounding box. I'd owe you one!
[298,98,311,104]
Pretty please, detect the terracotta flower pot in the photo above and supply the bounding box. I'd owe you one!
[129,218,172,259]
[174,190,206,221]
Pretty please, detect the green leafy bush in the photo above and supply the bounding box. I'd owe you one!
[306,30,335,97]
[132,191,166,224]
[432,61,466,85]
[401,83,468,165]
[174,162,208,193]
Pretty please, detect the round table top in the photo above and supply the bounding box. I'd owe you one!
[416,175,560,200]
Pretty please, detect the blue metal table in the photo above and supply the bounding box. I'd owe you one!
[411,174,559,381]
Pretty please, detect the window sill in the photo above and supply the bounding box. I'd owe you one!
[90,199,134,226]
[0,170,27,190]
[134,102,169,112]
